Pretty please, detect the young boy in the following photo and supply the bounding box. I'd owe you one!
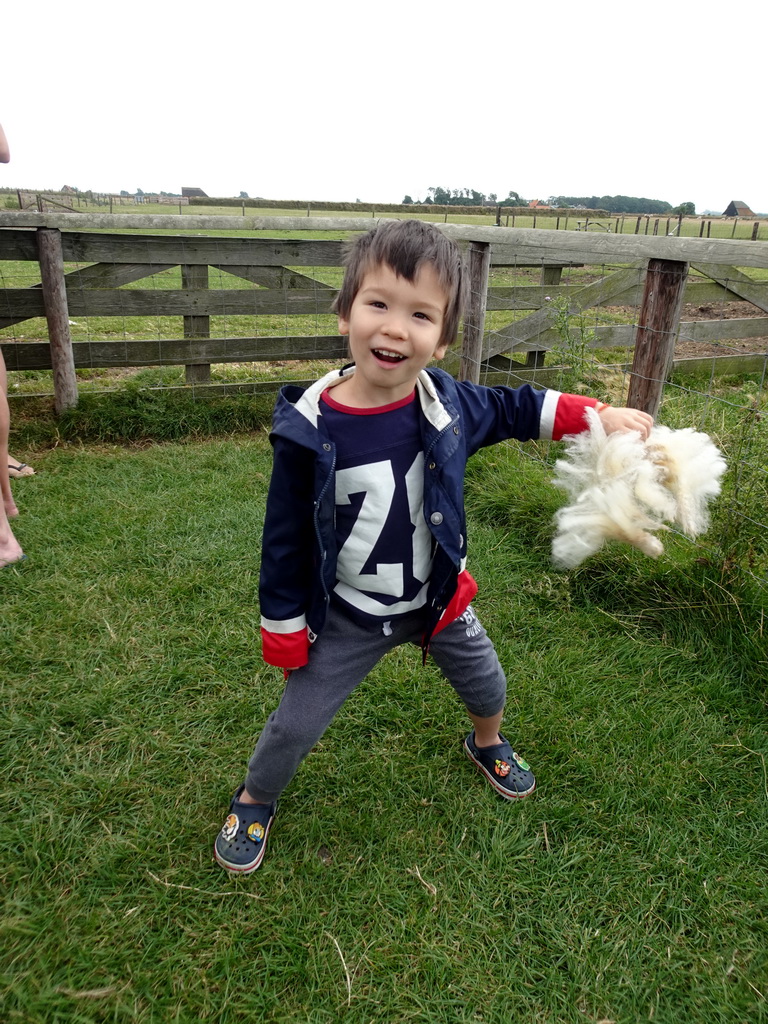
[214,220,652,873]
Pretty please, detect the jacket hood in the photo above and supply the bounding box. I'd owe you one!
[272,366,454,443]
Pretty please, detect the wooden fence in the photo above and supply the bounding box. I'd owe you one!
[1,212,767,417]
[14,192,190,212]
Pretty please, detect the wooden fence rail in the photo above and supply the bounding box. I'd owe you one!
[1,212,767,415]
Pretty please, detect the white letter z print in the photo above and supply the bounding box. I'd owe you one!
[333,455,431,615]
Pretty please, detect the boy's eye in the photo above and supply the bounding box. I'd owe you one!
[414,312,432,321]
[369,300,386,309]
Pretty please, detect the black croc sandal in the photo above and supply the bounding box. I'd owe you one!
[214,786,276,873]
[464,731,536,800]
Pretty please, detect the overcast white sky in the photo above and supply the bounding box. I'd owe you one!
[3,0,765,215]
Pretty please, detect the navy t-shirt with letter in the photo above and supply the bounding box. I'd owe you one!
[320,388,433,624]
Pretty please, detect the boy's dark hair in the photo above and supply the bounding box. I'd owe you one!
[332,220,467,348]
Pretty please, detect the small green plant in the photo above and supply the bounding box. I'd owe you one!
[546,295,597,392]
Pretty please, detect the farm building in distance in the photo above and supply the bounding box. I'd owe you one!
[181,187,208,198]
[722,200,754,217]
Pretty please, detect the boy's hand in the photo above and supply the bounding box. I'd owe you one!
[598,405,653,441]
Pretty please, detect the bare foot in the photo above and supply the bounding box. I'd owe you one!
[0,525,24,568]
[4,496,18,518]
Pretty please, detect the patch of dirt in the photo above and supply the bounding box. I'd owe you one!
[611,300,768,358]
[677,301,768,358]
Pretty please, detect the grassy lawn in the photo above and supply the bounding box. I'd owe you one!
[1,205,767,1018]
[2,405,767,1022]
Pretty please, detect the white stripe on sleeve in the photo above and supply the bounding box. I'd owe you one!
[539,389,562,440]
[260,614,307,634]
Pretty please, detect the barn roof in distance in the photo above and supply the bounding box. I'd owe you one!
[722,200,754,217]
[181,187,208,198]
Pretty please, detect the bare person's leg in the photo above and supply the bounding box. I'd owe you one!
[466,709,503,748]
[0,350,32,510]
[0,352,23,565]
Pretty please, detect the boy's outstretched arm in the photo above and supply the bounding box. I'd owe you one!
[597,405,653,440]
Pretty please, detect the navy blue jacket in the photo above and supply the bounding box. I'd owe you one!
[259,365,598,667]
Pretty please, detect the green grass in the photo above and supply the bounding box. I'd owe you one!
[2,418,767,1022]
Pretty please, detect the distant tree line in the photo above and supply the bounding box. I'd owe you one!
[546,195,695,215]
[402,189,696,215]
[402,187,526,207]
[116,188,182,198]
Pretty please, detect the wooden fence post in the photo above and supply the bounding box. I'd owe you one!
[37,227,78,413]
[182,263,211,384]
[526,265,562,368]
[459,241,491,384]
[627,258,688,418]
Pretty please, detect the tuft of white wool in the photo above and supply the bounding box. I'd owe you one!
[550,408,727,568]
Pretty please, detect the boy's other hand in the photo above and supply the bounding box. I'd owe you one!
[598,405,653,441]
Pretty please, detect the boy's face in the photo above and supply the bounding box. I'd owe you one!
[337,262,450,406]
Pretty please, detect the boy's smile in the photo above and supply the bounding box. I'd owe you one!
[335,263,449,407]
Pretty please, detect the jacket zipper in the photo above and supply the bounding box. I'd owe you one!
[313,447,337,605]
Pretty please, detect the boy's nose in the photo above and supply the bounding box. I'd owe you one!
[382,313,407,340]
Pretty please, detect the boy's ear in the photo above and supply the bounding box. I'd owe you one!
[433,342,449,362]
[338,315,349,336]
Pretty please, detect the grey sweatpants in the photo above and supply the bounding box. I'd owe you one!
[244,604,507,802]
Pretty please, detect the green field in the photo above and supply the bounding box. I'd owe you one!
[3,193,766,240]
[2,404,767,1022]
[2,194,767,1014]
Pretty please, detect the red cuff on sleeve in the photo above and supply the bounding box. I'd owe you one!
[552,394,599,440]
[261,628,310,669]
